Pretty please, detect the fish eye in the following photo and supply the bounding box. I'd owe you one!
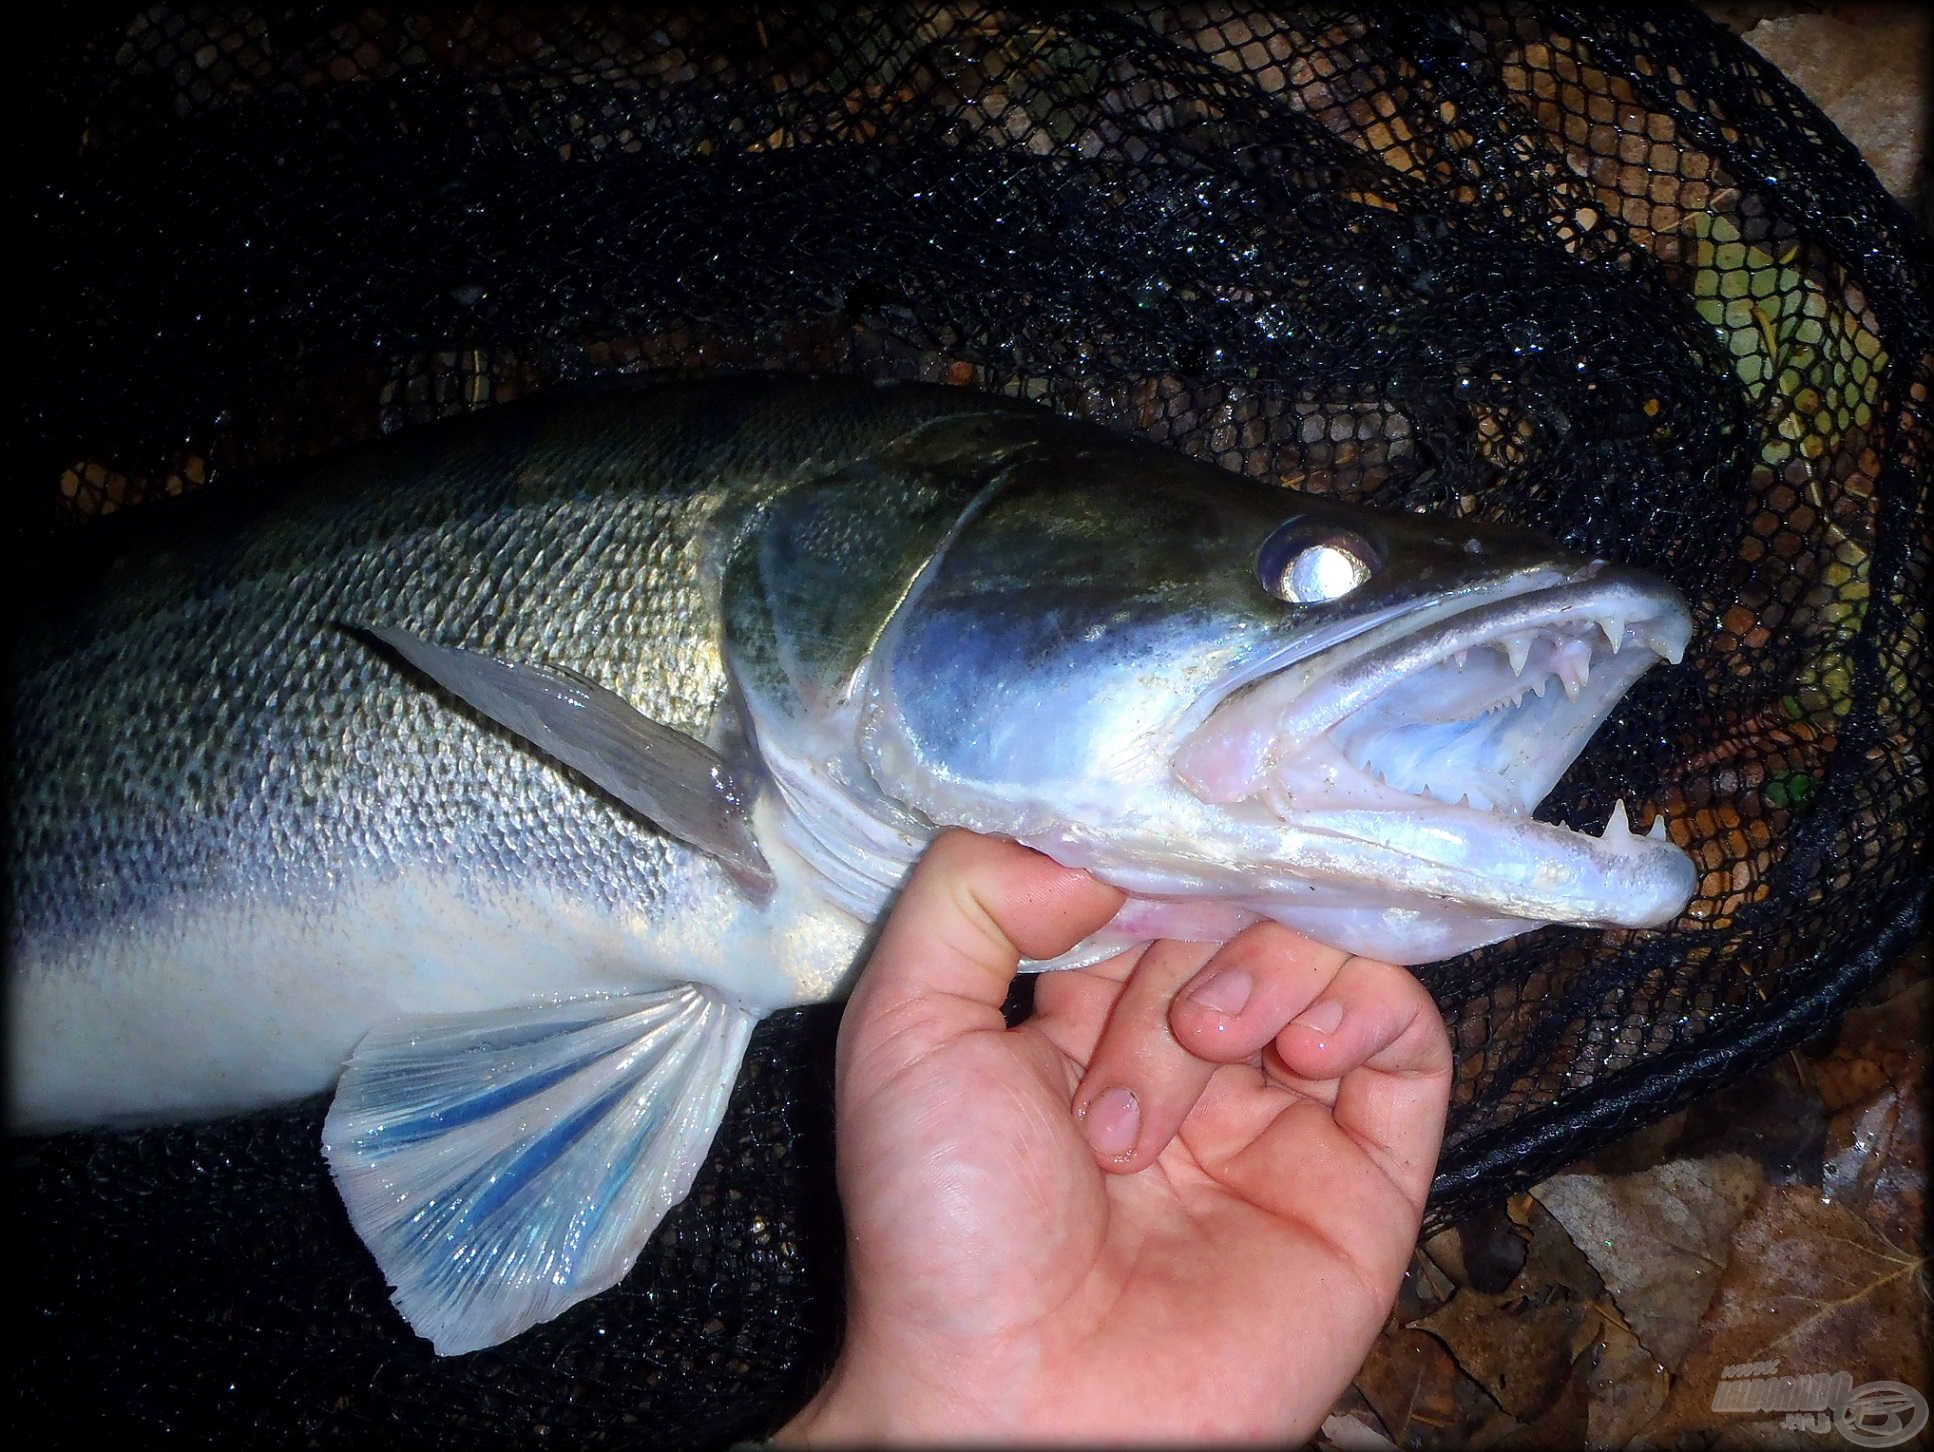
[1256,519,1379,604]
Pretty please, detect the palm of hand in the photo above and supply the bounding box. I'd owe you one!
[834,954,1433,1444]
[789,835,1453,1447]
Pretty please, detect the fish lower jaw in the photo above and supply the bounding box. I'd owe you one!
[1244,795,1695,931]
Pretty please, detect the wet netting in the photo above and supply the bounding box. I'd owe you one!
[12,3,1929,1446]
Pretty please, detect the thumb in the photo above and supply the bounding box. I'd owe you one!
[841,831,1125,1072]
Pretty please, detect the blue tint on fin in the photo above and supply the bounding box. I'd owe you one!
[322,986,756,1355]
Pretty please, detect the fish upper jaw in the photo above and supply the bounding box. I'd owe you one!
[1166,564,1697,933]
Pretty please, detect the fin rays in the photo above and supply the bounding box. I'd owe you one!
[324,986,754,1355]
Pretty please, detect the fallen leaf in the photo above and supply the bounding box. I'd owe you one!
[1515,1195,1606,1304]
[1319,1408,1402,1452]
[1352,1329,1516,1450]
[1491,1334,1591,1450]
[1532,1152,1764,1369]
[1825,1076,1927,1252]
[1815,967,1928,1252]
[1742,11,1930,201]
[1414,1206,1603,1423]
[1806,975,1929,1115]
[1420,1227,1469,1291]
[1632,1184,1931,1448]
[1396,1245,1456,1324]
[1415,1288,1587,1426]
[1584,1317,1672,1449]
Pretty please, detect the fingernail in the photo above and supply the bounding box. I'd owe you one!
[1082,1087,1140,1157]
[1184,967,1252,1017]
[1292,999,1344,1035]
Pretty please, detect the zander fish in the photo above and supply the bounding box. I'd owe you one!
[7,377,1695,1353]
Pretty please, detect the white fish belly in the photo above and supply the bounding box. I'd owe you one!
[8,850,863,1131]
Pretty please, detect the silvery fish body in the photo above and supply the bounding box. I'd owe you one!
[7,377,1694,1354]
[11,381,889,1127]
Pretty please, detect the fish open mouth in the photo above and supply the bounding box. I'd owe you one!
[1172,564,1697,927]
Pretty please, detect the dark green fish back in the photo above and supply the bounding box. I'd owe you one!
[7,379,1020,951]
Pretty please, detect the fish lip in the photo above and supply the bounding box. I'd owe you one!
[1262,802,1696,928]
[1290,563,1691,738]
[1169,561,1696,924]
[1161,563,1582,758]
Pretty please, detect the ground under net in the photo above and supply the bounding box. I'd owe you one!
[13,4,1929,1447]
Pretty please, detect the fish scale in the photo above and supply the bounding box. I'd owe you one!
[9,383,996,1131]
[14,383,1000,937]
[16,424,712,946]
[7,376,1693,1355]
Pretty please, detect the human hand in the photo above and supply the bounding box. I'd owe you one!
[775,831,1453,1446]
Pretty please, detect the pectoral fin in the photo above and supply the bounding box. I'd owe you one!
[366,626,773,897]
[322,986,756,1355]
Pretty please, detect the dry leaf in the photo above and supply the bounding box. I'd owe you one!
[1825,1072,1927,1252]
[1584,1317,1672,1449]
[1491,1336,1591,1450]
[1352,1329,1516,1450]
[1413,1203,1603,1422]
[1319,1408,1402,1452]
[1807,974,1928,1115]
[1814,969,1928,1251]
[1415,1287,1592,1426]
[1420,1226,1470,1291]
[1532,1153,1764,1369]
[1632,1184,1931,1448]
[1396,1245,1456,1324]
[1743,11,1930,201]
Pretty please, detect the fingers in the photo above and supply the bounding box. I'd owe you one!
[1067,939,1221,1173]
[1168,925,1452,1210]
[1204,956,1450,1221]
[1272,956,1453,1207]
[842,831,1124,1080]
[1166,921,1351,1065]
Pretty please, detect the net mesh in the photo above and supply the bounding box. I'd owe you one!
[14,3,1929,1445]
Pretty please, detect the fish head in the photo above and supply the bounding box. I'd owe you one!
[853,437,1695,964]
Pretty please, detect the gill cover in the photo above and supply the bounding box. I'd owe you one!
[857,440,1291,827]
[718,404,1048,914]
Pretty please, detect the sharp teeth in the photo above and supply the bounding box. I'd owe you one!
[1453,648,1469,670]
[1554,638,1592,700]
[1602,799,1632,840]
[1647,813,1667,841]
[1503,634,1531,676]
[1531,676,1548,698]
[1599,615,1625,653]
